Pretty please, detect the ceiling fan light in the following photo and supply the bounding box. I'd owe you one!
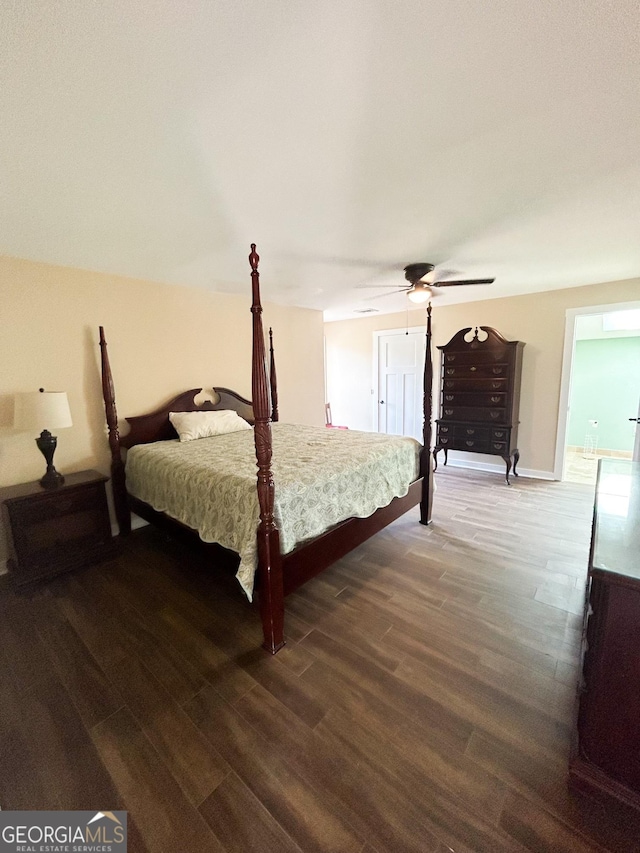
[407,284,430,303]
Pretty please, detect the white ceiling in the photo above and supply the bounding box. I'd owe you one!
[2,1,639,321]
[576,310,640,340]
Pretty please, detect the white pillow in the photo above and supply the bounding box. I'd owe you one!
[169,410,252,442]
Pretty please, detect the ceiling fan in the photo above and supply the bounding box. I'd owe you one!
[362,262,495,303]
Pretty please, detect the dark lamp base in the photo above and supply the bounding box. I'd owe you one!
[40,469,65,489]
[35,430,65,490]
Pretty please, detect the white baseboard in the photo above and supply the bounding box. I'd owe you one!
[436,456,556,481]
[110,514,149,537]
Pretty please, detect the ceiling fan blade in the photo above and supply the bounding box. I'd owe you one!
[432,278,495,287]
[431,268,462,282]
[354,283,409,289]
[362,287,411,301]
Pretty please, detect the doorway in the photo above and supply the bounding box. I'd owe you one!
[373,327,426,441]
[555,304,640,484]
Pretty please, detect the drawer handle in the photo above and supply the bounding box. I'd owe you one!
[465,440,475,447]
[470,366,477,372]
[466,429,475,435]
[444,409,453,416]
[448,355,456,362]
[445,381,454,389]
[492,367,503,375]
[445,395,454,401]
[54,498,75,513]
[446,368,455,376]
[441,438,449,444]
[491,382,501,389]
[490,396,501,403]
[493,442,505,450]
[440,426,449,433]
[490,411,500,419]
[493,430,504,438]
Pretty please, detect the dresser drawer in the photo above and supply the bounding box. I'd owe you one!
[439,406,507,424]
[441,391,507,408]
[436,422,511,440]
[491,427,509,442]
[436,434,490,452]
[443,378,507,392]
[453,437,491,452]
[443,363,509,379]
[9,482,103,525]
[436,435,510,455]
[10,504,109,561]
[443,350,508,365]
[454,426,490,440]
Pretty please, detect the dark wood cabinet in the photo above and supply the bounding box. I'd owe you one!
[434,326,524,483]
[0,469,115,586]
[570,459,640,811]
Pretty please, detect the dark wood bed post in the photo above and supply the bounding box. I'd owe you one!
[269,327,279,423]
[99,326,131,535]
[249,245,285,653]
[419,303,434,525]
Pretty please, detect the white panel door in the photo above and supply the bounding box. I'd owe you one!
[377,330,425,441]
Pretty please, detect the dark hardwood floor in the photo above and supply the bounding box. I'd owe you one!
[2,467,640,852]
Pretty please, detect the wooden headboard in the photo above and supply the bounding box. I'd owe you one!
[119,387,255,449]
[98,321,275,536]
[99,320,278,457]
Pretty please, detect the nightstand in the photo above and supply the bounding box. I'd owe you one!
[0,469,116,586]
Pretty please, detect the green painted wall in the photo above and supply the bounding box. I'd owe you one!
[567,337,640,451]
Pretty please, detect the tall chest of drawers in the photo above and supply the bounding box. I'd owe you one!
[434,326,525,484]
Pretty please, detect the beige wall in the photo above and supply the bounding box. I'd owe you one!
[0,255,325,561]
[325,279,640,477]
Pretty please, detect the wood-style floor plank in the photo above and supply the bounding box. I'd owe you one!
[0,656,51,809]
[187,685,365,853]
[199,770,304,853]
[315,704,520,853]
[36,610,123,730]
[499,789,606,853]
[103,653,230,807]
[233,681,444,852]
[81,566,209,705]
[3,466,640,852]
[0,592,58,690]
[91,707,226,853]
[13,675,120,810]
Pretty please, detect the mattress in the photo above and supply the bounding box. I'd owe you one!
[125,422,421,598]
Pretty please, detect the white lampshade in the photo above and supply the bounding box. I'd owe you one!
[14,390,73,432]
[407,284,431,304]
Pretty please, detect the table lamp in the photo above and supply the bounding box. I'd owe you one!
[14,388,73,489]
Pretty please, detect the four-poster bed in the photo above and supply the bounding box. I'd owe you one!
[99,244,434,653]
